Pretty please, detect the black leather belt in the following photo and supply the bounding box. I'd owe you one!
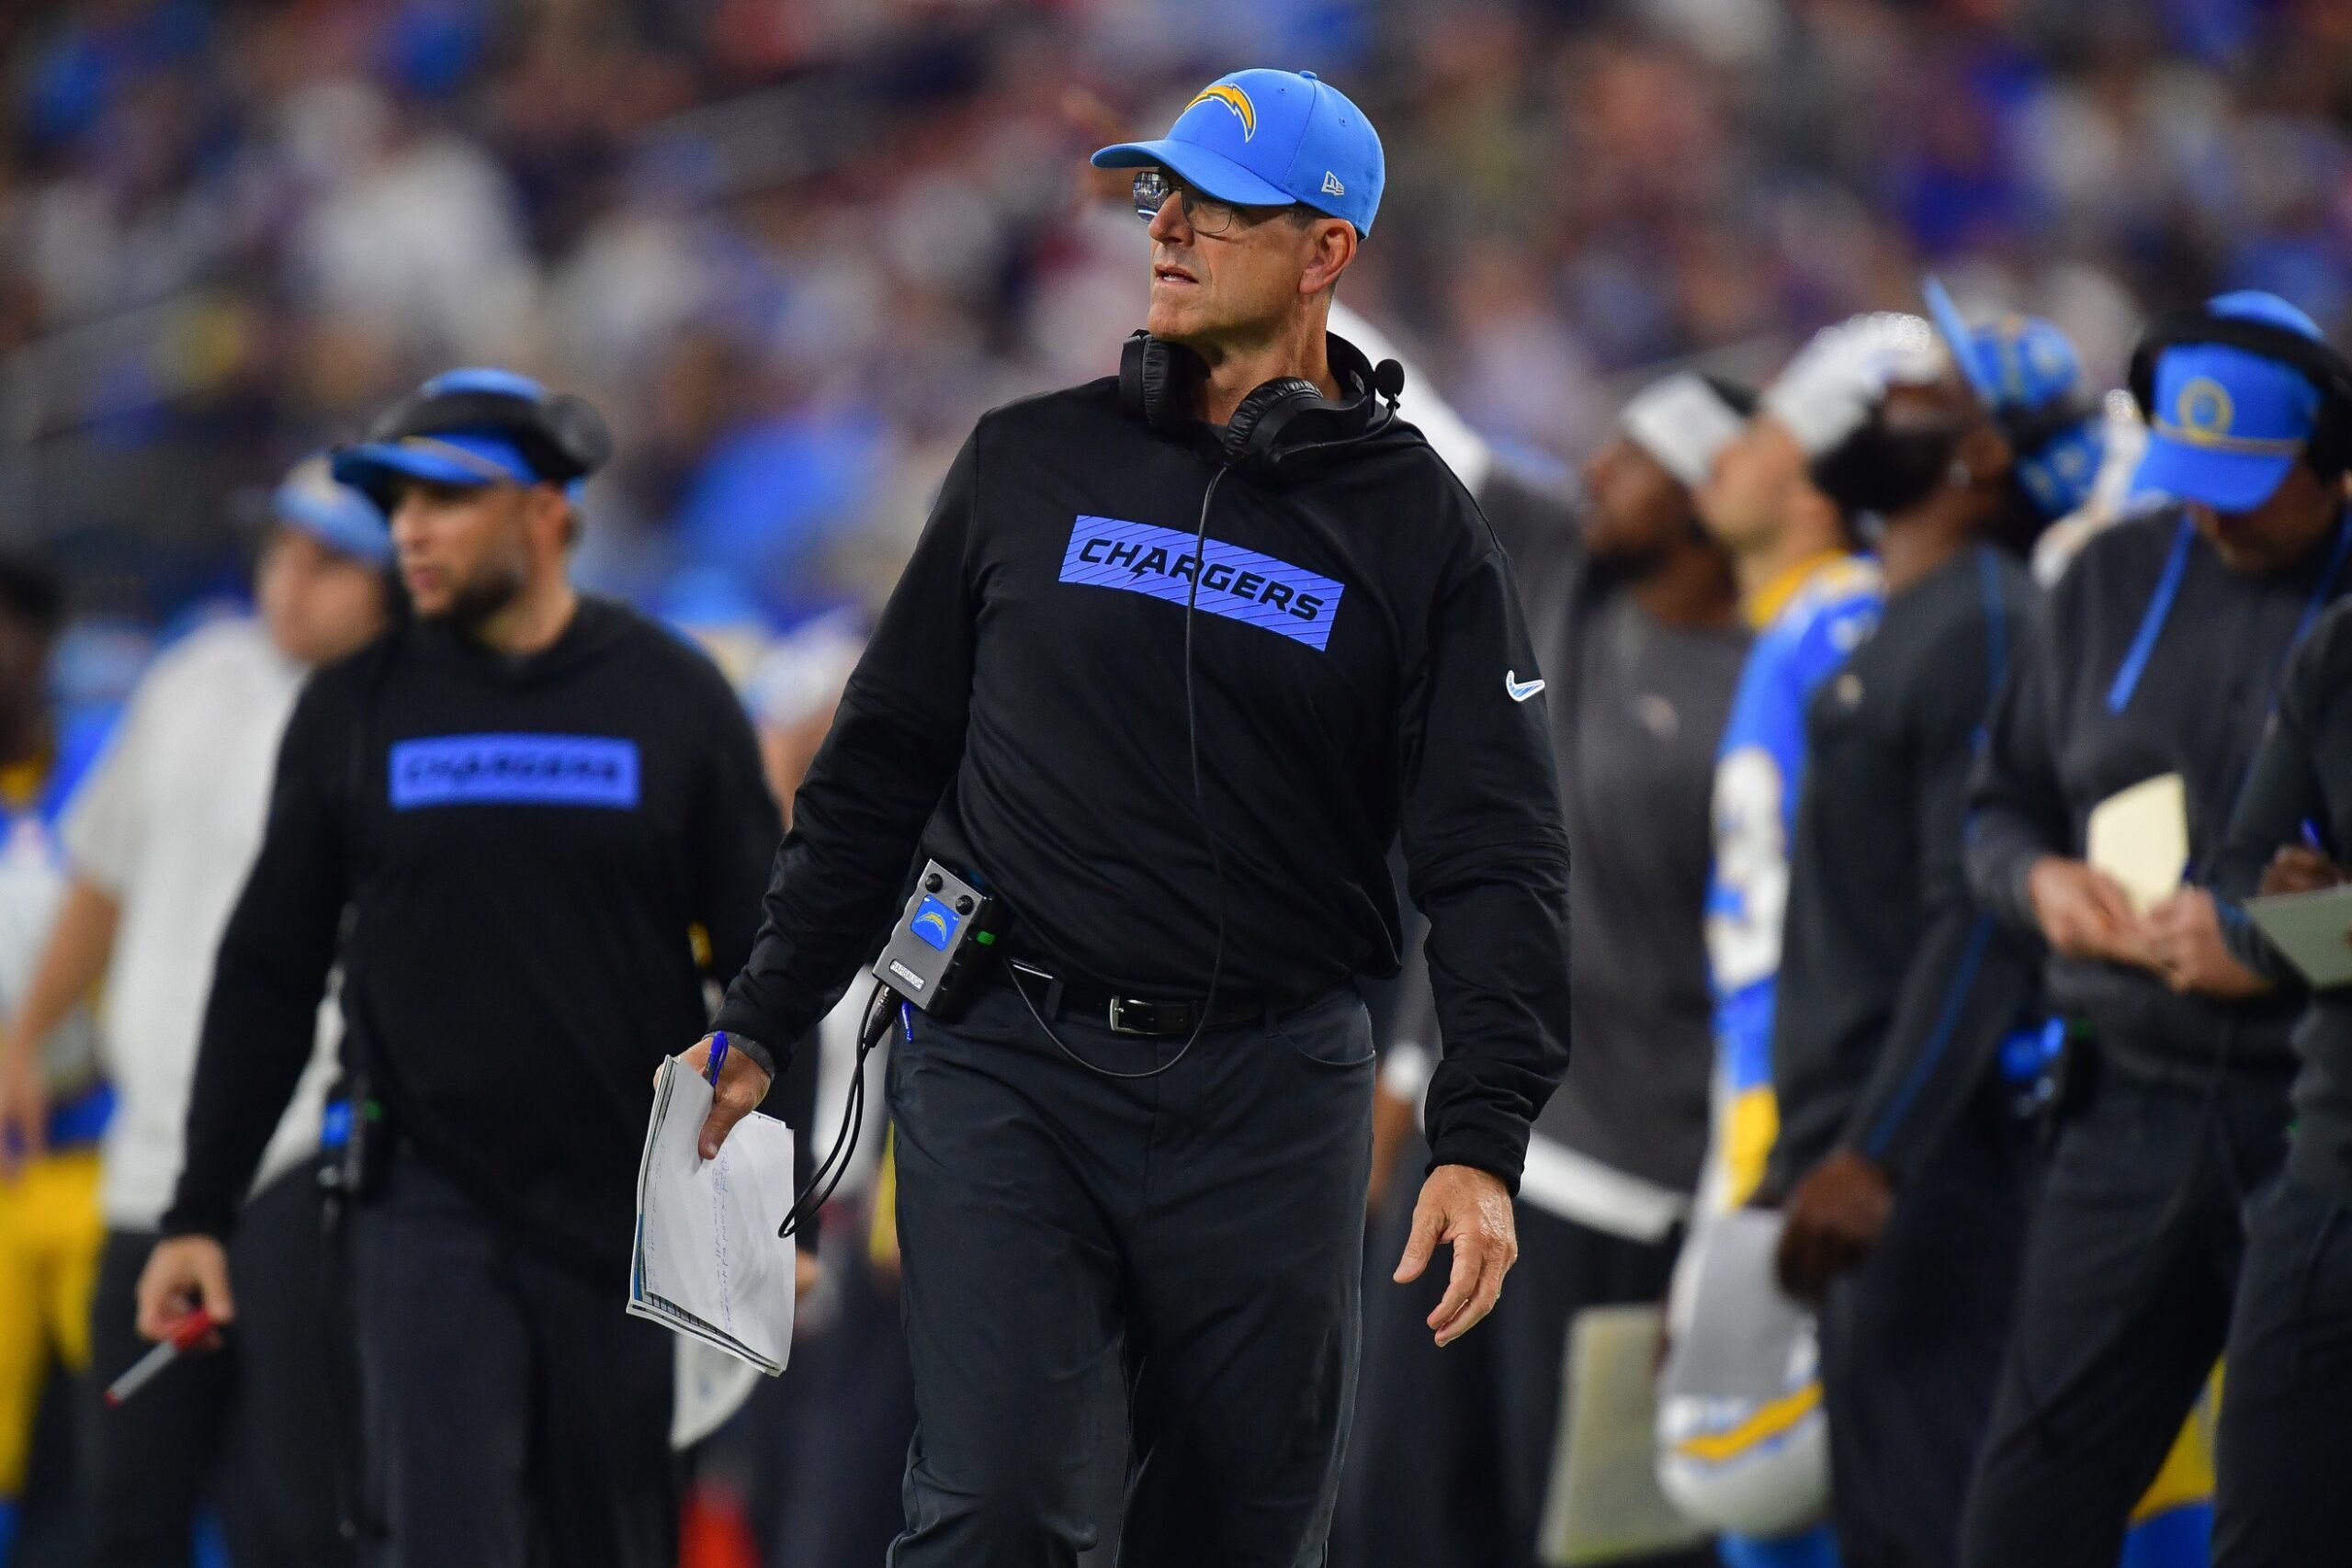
[1004,957,1304,1039]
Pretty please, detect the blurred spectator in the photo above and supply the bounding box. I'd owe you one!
[0,0,2343,628]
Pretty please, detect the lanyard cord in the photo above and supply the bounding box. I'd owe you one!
[1016,464,1236,1079]
[2105,518,2195,716]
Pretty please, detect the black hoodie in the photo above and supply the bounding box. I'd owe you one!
[714,339,1575,1190]
[165,598,781,1280]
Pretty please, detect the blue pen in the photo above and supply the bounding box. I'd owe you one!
[2304,819,2329,854]
[707,1030,729,1087]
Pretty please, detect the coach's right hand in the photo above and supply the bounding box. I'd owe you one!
[136,1235,235,1342]
[673,1034,773,1159]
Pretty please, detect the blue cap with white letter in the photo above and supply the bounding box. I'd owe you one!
[1090,69,1385,235]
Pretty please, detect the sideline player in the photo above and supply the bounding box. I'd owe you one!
[0,552,109,1562]
[0,552,114,1561]
[1660,316,1944,1566]
[1768,294,2102,1568]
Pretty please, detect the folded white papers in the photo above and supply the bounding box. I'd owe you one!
[2086,773,2188,913]
[628,1057,798,1375]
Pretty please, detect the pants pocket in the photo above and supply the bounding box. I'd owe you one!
[1273,990,1377,1068]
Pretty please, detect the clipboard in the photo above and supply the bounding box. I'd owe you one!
[2245,884,2352,989]
[1537,1305,1710,1565]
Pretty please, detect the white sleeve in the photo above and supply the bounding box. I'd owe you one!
[62,681,156,896]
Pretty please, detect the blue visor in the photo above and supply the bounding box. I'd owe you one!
[333,431,542,495]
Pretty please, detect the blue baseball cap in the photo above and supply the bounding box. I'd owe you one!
[2132,291,2328,513]
[271,457,393,567]
[1091,69,1385,235]
[332,367,593,509]
[1923,277,2106,521]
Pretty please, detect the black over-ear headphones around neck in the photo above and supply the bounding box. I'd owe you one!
[2127,307,2352,478]
[1119,330,1407,476]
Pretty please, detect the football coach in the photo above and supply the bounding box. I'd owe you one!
[682,68,1573,1566]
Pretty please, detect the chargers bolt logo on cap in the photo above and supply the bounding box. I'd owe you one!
[1189,84,1256,139]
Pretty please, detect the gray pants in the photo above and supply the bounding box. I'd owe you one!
[353,1154,676,1568]
[888,977,1376,1568]
[1958,1068,2287,1568]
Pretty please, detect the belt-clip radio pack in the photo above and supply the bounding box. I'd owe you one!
[874,861,997,1020]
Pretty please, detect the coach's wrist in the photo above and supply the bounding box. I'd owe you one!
[1422,1131,1526,1199]
[723,1032,778,1080]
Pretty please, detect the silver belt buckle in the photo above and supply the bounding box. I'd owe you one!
[1107,996,1142,1035]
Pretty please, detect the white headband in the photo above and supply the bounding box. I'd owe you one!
[1620,372,1747,490]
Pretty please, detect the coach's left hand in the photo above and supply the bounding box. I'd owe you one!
[1394,1163,1518,1347]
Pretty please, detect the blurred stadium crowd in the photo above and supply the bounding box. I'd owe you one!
[4,2,2352,1568]
[2,0,2350,647]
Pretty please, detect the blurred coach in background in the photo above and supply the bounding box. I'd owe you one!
[135,371,786,1568]
[1960,293,2352,1568]
[684,68,1573,1568]
[1768,296,2103,1568]
[0,459,390,1567]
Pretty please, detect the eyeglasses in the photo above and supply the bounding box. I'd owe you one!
[1130,168,1292,236]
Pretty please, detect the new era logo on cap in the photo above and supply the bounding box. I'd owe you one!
[1322,172,1345,197]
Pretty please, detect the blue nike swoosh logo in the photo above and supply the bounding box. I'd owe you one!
[1506,671,1546,703]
